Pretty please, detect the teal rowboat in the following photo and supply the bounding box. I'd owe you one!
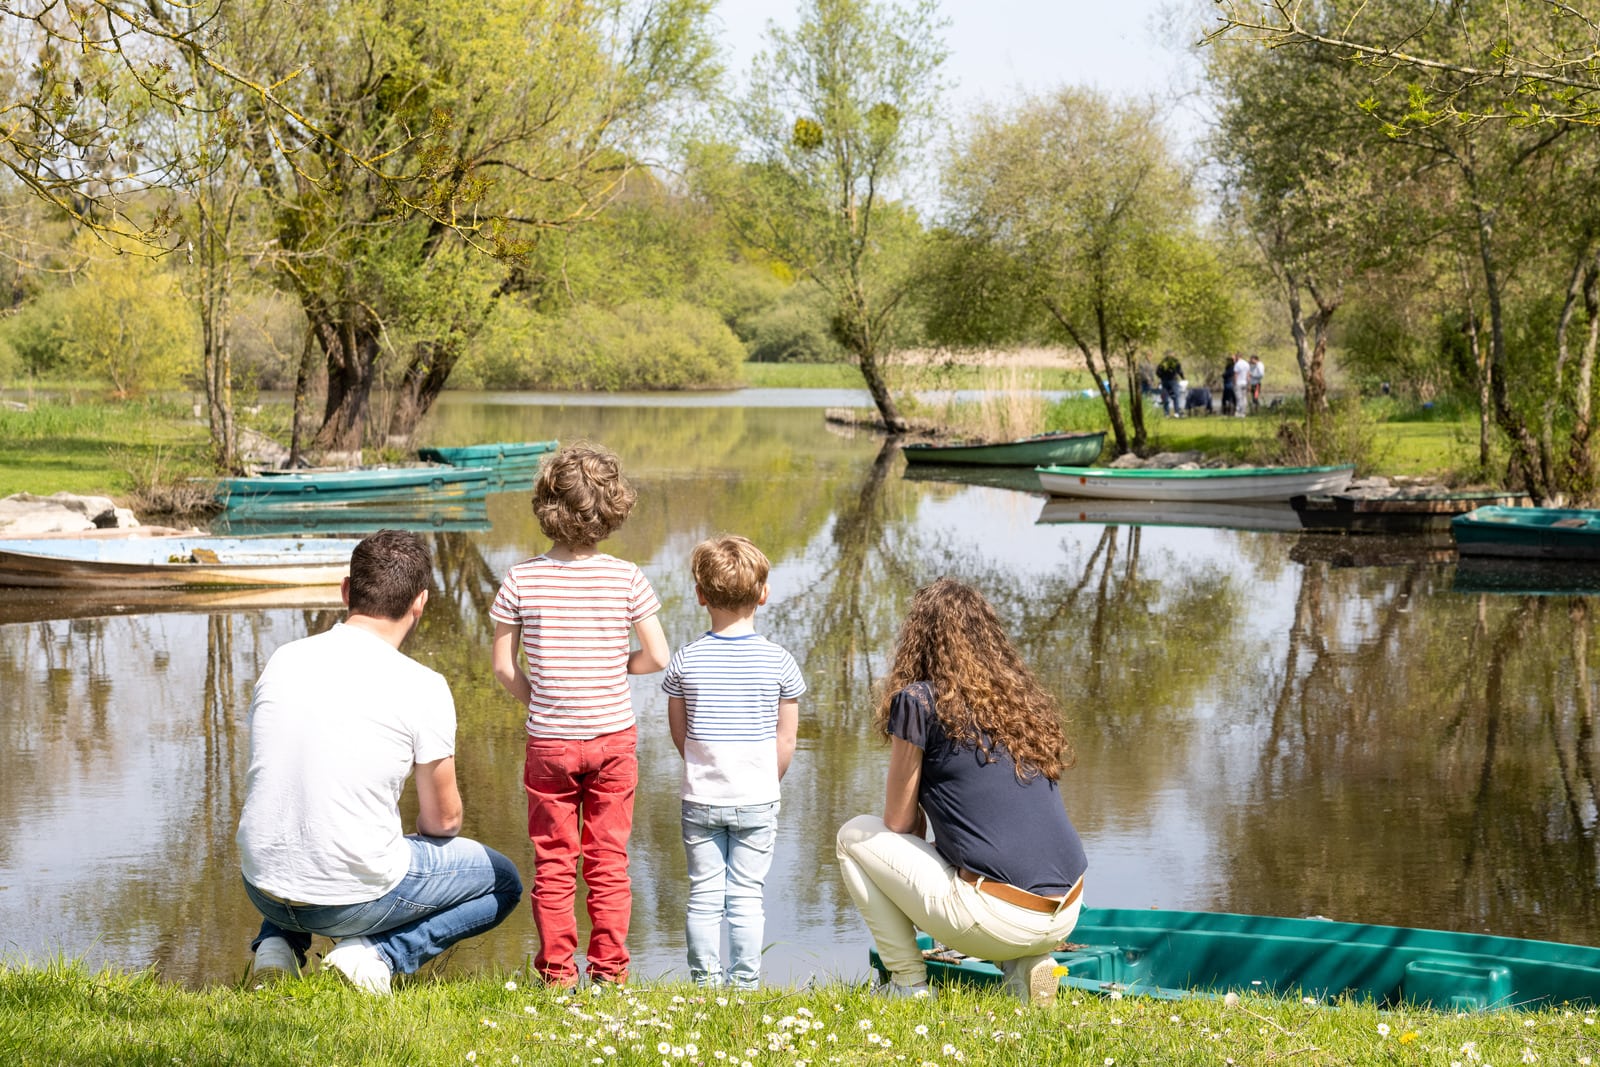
[902,431,1105,468]
[1453,506,1600,560]
[1038,464,1354,503]
[871,909,1600,1010]
[215,466,494,510]
[417,440,559,467]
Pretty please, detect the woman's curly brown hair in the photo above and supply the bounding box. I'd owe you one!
[875,577,1074,781]
[532,442,637,547]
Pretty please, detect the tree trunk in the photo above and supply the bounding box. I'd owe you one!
[288,325,317,469]
[389,338,463,444]
[1475,202,1546,501]
[1043,297,1128,454]
[308,306,382,458]
[1124,347,1147,451]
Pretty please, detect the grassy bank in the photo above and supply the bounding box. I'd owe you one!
[2,962,1593,1066]
[0,396,212,499]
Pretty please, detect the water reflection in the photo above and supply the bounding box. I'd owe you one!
[3,395,1600,988]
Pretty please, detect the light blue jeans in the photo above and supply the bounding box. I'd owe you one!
[682,800,780,989]
[244,834,523,976]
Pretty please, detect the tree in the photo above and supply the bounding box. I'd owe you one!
[1210,0,1600,500]
[936,88,1233,455]
[1208,27,1424,436]
[698,0,948,433]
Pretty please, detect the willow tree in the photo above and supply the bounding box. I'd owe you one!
[697,0,947,433]
[936,88,1235,455]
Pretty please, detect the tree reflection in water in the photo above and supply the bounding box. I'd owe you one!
[5,401,1600,986]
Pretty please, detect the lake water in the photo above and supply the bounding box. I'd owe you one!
[3,392,1599,989]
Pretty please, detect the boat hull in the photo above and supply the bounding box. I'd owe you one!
[416,440,559,467]
[902,431,1105,468]
[1037,464,1355,502]
[0,536,361,588]
[215,466,495,509]
[871,908,1600,1010]
[1453,506,1600,560]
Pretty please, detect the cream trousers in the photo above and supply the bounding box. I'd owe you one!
[835,814,1083,986]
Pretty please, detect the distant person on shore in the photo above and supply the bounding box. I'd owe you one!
[1185,384,1214,415]
[491,443,670,988]
[662,535,805,990]
[836,579,1087,1005]
[1233,354,1251,417]
[237,529,523,996]
[1156,354,1185,418]
[1248,356,1265,413]
[1220,358,1238,416]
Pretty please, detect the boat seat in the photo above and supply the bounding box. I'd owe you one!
[1401,958,1512,1010]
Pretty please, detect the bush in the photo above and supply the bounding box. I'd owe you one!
[457,299,745,390]
[733,283,847,363]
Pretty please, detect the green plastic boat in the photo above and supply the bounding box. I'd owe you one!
[1453,505,1600,561]
[416,440,559,467]
[902,430,1105,468]
[214,466,495,510]
[870,909,1600,1010]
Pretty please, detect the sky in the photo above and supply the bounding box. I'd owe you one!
[713,0,1212,139]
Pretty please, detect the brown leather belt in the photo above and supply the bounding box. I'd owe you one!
[958,868,1084,915]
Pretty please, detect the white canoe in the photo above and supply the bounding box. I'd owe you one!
[0,535,361,588]
[1036,464,1355,503]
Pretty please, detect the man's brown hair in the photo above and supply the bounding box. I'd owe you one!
[347,529,432,620]
[533,442,637,547]
[691,535,770,611]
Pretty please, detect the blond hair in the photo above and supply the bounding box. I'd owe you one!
[876,578,1073,781]
[691,535,770,610]
[532,442,637,547]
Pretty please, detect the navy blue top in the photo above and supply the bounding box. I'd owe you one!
[887,681,1087,895]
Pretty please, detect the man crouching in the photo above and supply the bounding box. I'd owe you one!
[236,529,522,994]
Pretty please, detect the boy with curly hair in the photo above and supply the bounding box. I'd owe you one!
[491,442,669,988]
[662,535,804,989]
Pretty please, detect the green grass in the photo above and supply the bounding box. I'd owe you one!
[0,396,213,498]
[2,962,1595,1067]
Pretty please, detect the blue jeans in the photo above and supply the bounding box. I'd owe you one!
[244,835,523,976]
[681,800,780,989]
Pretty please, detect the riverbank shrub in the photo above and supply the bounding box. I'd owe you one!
[456,300,744,391]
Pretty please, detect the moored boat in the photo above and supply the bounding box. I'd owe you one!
[213,465,495,510]
[902,430,1105,468]
[872,908,1600,1010]
[1037,464,1355,503]
[416,440,559,467]
[0,535,361,588]
[212,500,492,536]
[1452,506,1600,560]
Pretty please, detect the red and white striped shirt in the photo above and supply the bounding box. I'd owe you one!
[490,554,662,739]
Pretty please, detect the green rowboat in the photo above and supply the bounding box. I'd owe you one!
[902,431,1105,468]
[870,909,1600,1010]
[416,440,559,467]
[1452,506,1600,561]
[214,466,495,510]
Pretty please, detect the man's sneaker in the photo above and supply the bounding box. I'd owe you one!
[872,979,935,999]
[324,936,393,996]
[999,953,1059,1005]
[250,936,300,989]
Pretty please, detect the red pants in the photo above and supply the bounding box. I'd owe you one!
[523,727,637,985]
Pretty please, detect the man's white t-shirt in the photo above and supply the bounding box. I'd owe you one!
[236,623,455,904]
